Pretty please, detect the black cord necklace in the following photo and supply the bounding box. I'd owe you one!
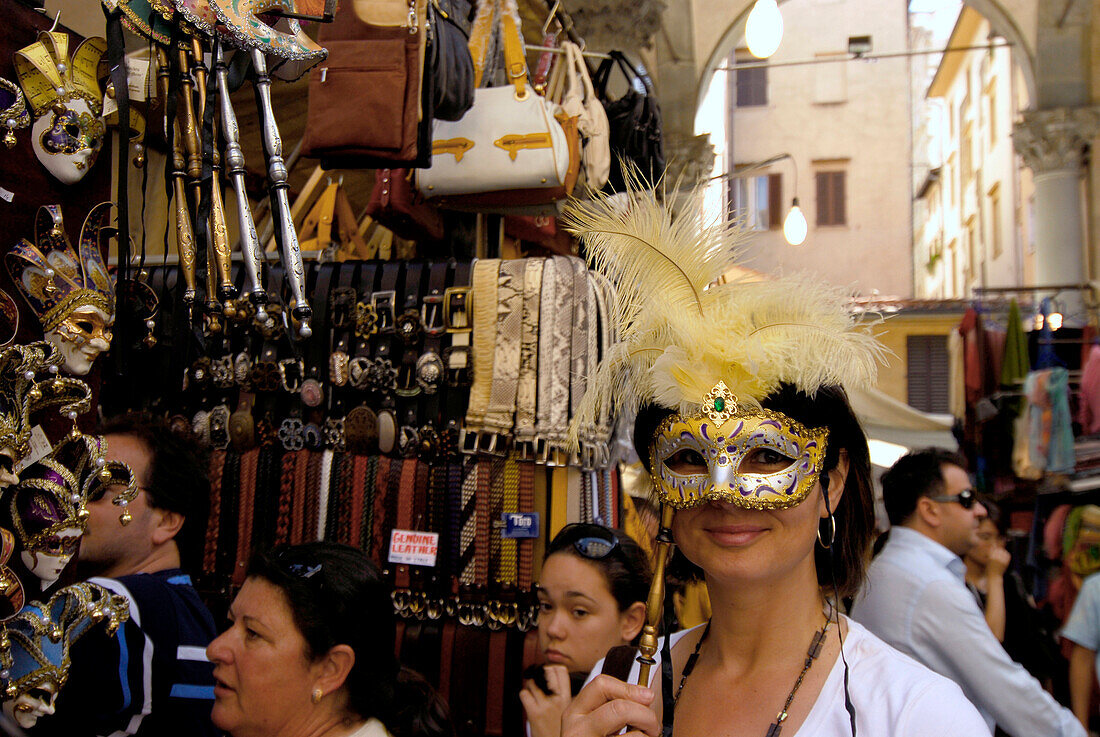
[674,617,832,737]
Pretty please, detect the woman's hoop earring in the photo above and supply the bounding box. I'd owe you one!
[818,514,836,549]
[311,687,323,704]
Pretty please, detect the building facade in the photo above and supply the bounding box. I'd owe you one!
[915,6,1036,300]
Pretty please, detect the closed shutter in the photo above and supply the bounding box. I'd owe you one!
[907,335,950,413]
[768,173,782,228]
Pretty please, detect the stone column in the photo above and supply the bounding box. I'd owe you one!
[1012,106,1100,322]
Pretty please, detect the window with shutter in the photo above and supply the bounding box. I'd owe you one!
[907,335,950,413]
[815,171,847,226]
[733,54,767,107]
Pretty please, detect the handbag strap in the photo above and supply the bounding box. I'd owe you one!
[468,0,529,98]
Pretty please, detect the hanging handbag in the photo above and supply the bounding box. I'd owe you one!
[301,0,431,168]
[416,0,579,210]
[547,41,610,192]
[426,0,475,122]
[366,168,446,242]
[593,50,665,192]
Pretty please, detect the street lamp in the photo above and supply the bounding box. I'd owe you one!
[746,0,784,59]
[726,153,806,246]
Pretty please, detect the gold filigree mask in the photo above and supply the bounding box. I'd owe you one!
[650,383,829,510]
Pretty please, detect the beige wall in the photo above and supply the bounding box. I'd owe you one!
[722,0,914,297]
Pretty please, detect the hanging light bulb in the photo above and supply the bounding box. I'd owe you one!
[746,0,784,59]
[783,198,807,245]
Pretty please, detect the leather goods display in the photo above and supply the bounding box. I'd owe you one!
[546,41,610,192]
[366,169,446,243]
[301,0,431,168]
[592,50,666,192]
[426,0,476,122]
[416,0,579,209]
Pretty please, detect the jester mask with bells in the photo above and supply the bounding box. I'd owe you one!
[5,434,137,592]
[13,31,107,185]
[563,184,885,513]
[0,582,129,729]
[6,204,116,377]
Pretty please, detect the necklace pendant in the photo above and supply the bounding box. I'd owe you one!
[766,723,782,737]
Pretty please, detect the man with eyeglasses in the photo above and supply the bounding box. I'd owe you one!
[852,448,1082,737]
[29,413,220,737]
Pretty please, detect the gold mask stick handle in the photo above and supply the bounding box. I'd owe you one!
[636,503,675,687]
[156,48,197,307]
[250,49,311,338]
[215,44,268,321]
[190,39,235,314]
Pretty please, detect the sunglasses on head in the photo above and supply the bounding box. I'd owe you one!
[928,488,977,509]
[275,549,323,579]
[549,523,621,560]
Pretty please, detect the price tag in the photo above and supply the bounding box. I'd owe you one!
[501,512,539,539]
[388,529,439,567]
[15,425,51,473]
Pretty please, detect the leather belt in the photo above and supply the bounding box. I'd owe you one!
[463,259,500,447]
[514,259,545,457]
[483,260,525,435]
[316,449,335,541]
[536,257,574,464]
[204,450,226,579]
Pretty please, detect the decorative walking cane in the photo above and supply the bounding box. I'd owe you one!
[635,503,674,687]
[250,49,311,338]
[215,44,267,320]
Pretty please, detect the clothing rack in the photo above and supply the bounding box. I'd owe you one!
[528,43,611,60]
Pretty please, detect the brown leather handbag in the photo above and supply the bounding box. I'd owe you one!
[365,168,445,242]
[301,0,430,168]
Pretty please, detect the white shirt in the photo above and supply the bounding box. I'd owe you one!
[852,526,1083,737]
[590,616,988,736]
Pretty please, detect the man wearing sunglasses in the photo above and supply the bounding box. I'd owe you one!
[852,448,1082,737]
[29,414,220,737]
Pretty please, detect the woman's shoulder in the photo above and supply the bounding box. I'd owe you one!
[802,618,988,737]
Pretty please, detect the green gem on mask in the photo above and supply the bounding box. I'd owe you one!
[714,397,725,412]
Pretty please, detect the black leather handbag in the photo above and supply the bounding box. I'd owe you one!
[593,51,666,192]
[426,0,475,122]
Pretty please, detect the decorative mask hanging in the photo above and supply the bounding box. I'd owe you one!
[4,434,137,593]
[0,582,129,728]
[206,0,327,73]
[6,204,117,377]
[13,32,108,185]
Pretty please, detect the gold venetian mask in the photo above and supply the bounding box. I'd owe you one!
[649,382,829,510]
[47,304,113,376]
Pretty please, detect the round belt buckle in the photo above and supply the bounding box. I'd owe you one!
[300,378,324,407]
[416,351,444,394]
[278,418,305,451]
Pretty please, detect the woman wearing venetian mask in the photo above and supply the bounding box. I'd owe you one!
[522,524,650,737]
[207,542,454,737]
[555,188,989,737]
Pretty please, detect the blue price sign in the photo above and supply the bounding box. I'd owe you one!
[502,512,540,539]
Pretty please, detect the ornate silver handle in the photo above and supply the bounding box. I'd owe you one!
[251,49,311,338]
[215,44,268,320]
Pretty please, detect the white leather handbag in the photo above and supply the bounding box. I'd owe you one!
[416,0,576,209]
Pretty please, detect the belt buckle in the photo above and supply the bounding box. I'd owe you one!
[354,300,378,338]
[372,291,397,334]
[416,351,444,394]
[535,437,550,465]
[396,307,423,346]
[278,358,304,393]
[397,425,420,458]
[442,345,471,387]
[515,438,536,461]
[478,432,508,457]
[330,287,357,330]
[394,360,422,398]
[458,427,479,455]
[444,287,471,333]
[278,418,305,451]
[421,294,446,336]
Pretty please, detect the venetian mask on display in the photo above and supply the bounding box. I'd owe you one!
[0,582,129,725]
[4,434,136,592]
[3,680,56,728]
[7,204,117,377]
[13,32,107,184]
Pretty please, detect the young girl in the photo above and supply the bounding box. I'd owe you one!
[522,524,650,737]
